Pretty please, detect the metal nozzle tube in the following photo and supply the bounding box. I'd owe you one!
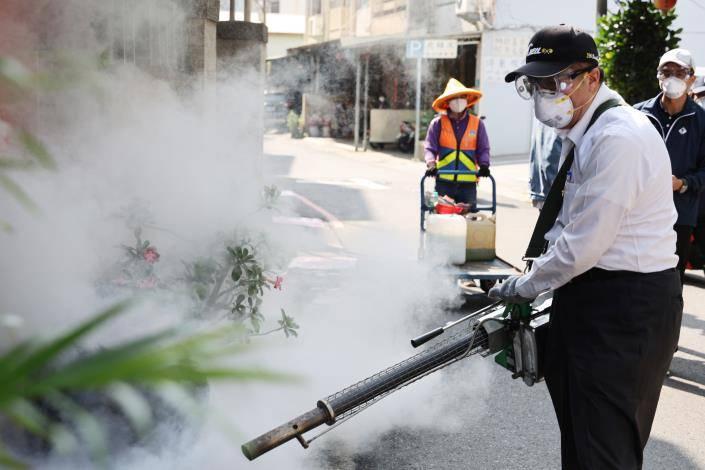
[241,406,330,461]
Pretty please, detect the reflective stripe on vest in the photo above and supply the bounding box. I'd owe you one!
[437,114,479,183]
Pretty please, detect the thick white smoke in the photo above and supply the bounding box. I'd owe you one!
[0,2,493,469]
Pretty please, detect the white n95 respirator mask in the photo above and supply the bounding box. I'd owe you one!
[448,98,468,113]
[533,92,575,129]
[661,77,688,99]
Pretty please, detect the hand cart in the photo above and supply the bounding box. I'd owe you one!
[420,169,521,294]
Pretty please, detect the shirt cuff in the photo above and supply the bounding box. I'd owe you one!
[515,274,541,299]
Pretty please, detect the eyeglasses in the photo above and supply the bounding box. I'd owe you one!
[515,66,596,100]
[657,68,691,80]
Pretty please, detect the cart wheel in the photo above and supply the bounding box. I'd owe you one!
[480,279,496,293]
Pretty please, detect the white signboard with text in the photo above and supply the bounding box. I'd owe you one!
[406,39,458,59]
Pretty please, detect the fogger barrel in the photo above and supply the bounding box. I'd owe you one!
[241,303,508,461]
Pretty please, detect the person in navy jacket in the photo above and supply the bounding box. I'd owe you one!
[634,48,705,283]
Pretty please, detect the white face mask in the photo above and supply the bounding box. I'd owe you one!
[532,72,593,129]
[533,92,575,128]
[448,98,468,113]
[661,77,688,99]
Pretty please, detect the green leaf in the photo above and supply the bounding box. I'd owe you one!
[4,398,48,437]
[0,174,39,213]
[0,157,34,170]
[107,383,153,436]
[278,309,299,339]
[194,284,208,300]
[46,392,108,463]
[17,130,55,170]
[0,301,130,399]
[0,445,26,470]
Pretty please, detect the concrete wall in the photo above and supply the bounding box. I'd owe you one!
[181,0,220,92]
[217,20,268,176]
[268,33,305,58]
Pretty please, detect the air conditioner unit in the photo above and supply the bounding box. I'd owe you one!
[455,0,494,24]
[455,0,479,22]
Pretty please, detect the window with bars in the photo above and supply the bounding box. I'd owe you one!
[268,0,280,13]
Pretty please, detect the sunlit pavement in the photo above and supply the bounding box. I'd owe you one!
[262,133,705,470]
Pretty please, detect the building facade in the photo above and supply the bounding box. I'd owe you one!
[284,0,704,156]
[219,0,306,59]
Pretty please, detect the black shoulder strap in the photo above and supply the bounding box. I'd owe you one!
[523,98,623,263]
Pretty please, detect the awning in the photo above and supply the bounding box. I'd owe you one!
[340,32,482,51]
[285,39,342,56]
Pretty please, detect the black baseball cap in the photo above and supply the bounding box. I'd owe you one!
[504,25,599,82]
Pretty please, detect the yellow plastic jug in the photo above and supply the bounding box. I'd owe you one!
[465,212,496,261]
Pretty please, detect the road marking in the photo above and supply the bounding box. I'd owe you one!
[272,216,327,228]
[281,190,344,229]
[280,190,345,250]
[288,253,357,270]
[295,178,388,190]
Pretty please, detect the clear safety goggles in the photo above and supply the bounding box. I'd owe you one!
[514,66,596,100]
[656,67,692,80]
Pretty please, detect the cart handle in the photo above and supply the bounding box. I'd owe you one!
[420,170,497,233]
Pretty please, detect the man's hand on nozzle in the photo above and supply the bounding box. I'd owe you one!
[488,275,533,304]
[425,161,438,177]
[478,165,490,177]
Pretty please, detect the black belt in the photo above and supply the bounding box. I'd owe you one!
[571,267,677,284]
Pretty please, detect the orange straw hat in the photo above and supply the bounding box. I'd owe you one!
[432,78,483,113]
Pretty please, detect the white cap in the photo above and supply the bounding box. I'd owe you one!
[693,76,705,95]
[659,48,695,71]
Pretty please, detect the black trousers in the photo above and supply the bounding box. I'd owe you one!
[692,220,705,272]
[545,268,682,470]
[674,224,693,283]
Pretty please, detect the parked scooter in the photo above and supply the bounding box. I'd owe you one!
[397,120,415,153]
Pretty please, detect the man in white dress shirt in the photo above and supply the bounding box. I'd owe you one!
[490,25,683,469]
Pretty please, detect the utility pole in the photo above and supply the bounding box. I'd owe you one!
[230,0,235,21]
[354,55,361,151]
[597,0,608,18]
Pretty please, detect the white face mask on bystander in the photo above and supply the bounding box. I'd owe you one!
[661,77,688,99]
[448,97,468,113]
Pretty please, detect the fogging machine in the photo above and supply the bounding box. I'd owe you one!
[241,297,551,460]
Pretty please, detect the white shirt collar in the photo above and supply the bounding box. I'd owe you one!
[557,84,621,147]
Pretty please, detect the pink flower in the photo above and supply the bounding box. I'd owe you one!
[274,276,283,290]
[143,246,160,264]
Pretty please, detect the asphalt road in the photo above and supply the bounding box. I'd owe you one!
[254,133,705,470]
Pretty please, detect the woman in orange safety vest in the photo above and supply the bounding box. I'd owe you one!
[424,78,491,211]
